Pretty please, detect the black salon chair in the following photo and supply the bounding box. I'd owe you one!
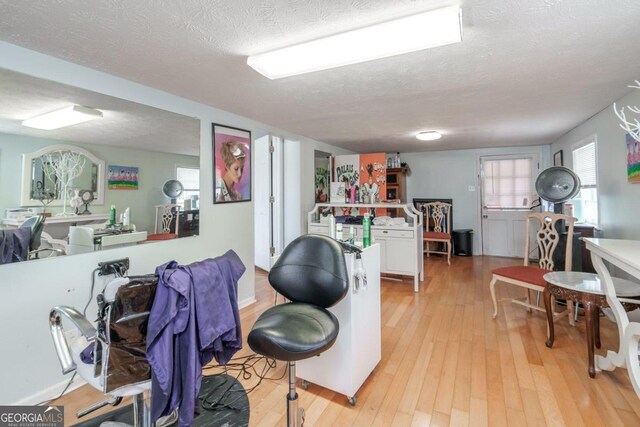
[21,214,64,258]
[50,275,159,427]
[248,234,349,427]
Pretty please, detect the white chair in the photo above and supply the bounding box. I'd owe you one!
[147,204,179,241]
[490,211,576,323]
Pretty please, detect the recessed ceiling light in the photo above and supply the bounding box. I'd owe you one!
[416,131,442,141]
[247,5,462,79]
[22,105,103,130]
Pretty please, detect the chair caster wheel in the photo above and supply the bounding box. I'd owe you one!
[298,407,305,426]
[348,396,357,406]
[301,380,309,390]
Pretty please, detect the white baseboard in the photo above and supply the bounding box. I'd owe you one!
[15,375,87,405]
[238,296,256,309]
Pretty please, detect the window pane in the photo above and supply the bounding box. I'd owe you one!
[483,157,534,209]
[177,167,200,190]
[571,140,598,225]
[176,167,200,208]
[573,142,596,186]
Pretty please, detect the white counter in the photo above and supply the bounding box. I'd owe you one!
[2,213,110,239]
[308,203,423,291]
[297,244,381,403]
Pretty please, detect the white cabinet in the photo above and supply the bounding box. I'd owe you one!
[307,203,424,292]
[297,244,381,403]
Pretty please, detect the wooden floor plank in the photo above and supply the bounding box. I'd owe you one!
[48,255,640,426]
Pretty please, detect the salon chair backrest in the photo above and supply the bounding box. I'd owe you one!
[268,234,349,308]
[97,275,158,393]
[20,214,45,252]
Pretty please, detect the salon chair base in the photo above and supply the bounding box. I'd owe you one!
[71,375,247,427]
[287,362,305,427]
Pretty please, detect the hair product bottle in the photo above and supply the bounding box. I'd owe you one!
[363,213,371,248]
[109,205,116,225]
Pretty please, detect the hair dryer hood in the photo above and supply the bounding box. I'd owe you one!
[162,179,184,199]
[535,166,581,203]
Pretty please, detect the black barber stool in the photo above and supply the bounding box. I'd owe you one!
[248,234,349,427]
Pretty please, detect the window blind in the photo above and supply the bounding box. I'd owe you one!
[573,142,597,188]
[483,158,534,209]
[177,167,200,191]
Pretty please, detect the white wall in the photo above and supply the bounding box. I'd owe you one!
[550,88,640,239]
[403,145,551,254]
[0,41,345,404]
[282,139,353,246]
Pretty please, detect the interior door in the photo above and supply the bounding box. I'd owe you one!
[254,135,271,270]
[480,154,539,257]
[254,135,284,271]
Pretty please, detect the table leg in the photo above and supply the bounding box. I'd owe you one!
[594,307,601,349]
[544,288,555,348]
[585,301,596,379]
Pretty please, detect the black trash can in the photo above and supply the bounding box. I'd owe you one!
[452,229,473,256]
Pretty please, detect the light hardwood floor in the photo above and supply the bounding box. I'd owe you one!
[51,255,640,426]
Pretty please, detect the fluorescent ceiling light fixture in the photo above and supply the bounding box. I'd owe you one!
[416,131,442,141]
[22,105,103,130]
[247,5,462,79]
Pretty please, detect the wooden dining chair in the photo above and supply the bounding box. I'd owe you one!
[422,202,452,265]
[146,204,180,241]
[490,211,576,323]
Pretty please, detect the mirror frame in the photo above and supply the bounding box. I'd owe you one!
[20,144,106,206]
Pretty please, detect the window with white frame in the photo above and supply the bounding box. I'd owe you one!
[482,157,536,209]
[176,166,200,209]
[571,137,598,225]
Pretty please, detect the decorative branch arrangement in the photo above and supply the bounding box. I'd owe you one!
[614,80,640,143]
[42,150,86,216]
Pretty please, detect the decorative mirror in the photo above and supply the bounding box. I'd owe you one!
[20,144,105,207]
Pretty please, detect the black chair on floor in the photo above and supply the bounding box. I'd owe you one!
[248,234,349,427]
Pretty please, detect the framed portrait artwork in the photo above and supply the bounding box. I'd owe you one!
[553,150,563,166]
[213,124,252,203]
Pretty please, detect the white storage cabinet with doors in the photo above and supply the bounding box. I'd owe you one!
[307,203,424,291]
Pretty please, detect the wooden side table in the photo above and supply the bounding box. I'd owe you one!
[543,271,640,378]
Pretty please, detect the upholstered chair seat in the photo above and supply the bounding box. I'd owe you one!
[490,211,576,324]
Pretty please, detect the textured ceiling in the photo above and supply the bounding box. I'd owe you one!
[1,0,640,153]
[0,69,200,156]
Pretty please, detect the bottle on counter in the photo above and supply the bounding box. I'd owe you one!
[328,213,336,239]
[109,204,116,225]
[349,226,355,245]
[123,207,130,227]
[336,223,343,241]
[363,213,371,248]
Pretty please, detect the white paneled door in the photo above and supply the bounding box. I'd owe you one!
[480,154,540,257]
[254,135,284,271]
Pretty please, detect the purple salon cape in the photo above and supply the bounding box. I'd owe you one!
[0,228,31,264]
[146,250,245,427]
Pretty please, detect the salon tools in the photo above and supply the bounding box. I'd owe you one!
[352,253,367,293]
